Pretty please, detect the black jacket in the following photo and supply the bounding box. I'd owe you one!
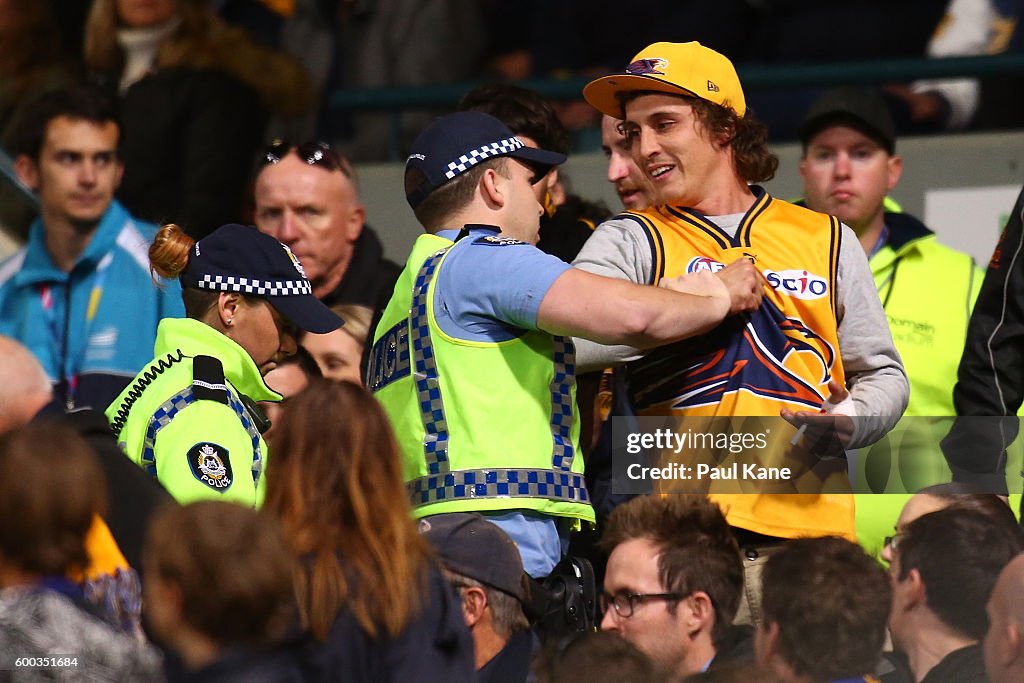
[319,225,402,314]
[477,629,539,683]
[879,645,988,683]
[302,563,474,682]
[942,184,1024,494]
[98,66,268,239]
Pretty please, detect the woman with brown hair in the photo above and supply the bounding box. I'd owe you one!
[82,0,312,238]
[106,222,342,507]
[263,380,474,682]
[0,421,161,678]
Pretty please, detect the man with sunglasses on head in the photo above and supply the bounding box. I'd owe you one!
[599,495,750,679]
[253,140,401,317]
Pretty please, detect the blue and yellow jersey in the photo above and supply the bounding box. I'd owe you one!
[623,191,854,538]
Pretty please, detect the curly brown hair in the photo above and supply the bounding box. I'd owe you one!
[617,91,778,184]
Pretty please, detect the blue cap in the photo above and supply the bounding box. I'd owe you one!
[405,111,567,210]
[181,224,344,334]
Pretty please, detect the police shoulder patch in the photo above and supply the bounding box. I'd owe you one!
[480,235,526,246]
[187,442,233,492]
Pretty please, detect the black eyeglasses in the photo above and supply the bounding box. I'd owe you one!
[261,140,352,178]
[598,591,686,619]
[883,532,903,552]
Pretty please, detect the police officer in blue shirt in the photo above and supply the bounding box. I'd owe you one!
[371,111,763,577]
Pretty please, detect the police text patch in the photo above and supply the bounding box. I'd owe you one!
[480,235,526,246]
[187,442,233,492]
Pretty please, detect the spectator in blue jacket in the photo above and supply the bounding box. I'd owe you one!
[0,84,183,411]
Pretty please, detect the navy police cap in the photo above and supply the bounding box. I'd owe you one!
[405,111,566,210]
[182,223,344,334]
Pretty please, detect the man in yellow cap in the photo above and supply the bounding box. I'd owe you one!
[574,41,909,622]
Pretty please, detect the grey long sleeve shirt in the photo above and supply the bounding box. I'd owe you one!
[571,211,908,449]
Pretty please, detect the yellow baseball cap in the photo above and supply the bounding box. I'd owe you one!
[583,41,746,118]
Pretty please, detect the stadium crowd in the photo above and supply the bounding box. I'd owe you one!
[3,3,1024,682]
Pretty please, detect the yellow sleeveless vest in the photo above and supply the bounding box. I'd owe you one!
[371,233,594,524]
[625,191,854,538]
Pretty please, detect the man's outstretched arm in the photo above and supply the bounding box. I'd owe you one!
[537,259,762,348]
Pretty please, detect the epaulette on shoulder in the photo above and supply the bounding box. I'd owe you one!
[192,355,229,405]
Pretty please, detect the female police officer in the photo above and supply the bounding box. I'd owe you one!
[106,223,342,506]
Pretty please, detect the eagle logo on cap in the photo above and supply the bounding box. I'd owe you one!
[626,58,668,76]
[282,244,307,279]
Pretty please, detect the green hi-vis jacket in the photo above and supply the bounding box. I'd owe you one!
[106,318,280,507]
[370,233,595,525]
[871,212,981,417]
[855,214,982,550]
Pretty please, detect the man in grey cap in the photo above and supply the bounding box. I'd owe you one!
[420,513,535,682]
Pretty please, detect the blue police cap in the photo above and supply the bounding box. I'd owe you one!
[405,111,566,210]
[182,223,343,334]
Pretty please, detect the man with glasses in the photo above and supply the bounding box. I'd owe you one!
[885,507,1023,683]
[598,495,750,679]
[253,139,401,316]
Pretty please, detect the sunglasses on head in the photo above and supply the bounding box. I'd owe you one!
[261,140,353,178]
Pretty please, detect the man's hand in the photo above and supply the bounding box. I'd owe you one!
[713,258,765,315]
[781,379,855,458]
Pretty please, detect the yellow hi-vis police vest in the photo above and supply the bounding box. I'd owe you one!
[370,233,594,525]
[623,191,854,539]
[106,318,276,508]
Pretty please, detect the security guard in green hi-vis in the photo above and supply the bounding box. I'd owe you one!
[106,223,343,507]
[370,112,762,577]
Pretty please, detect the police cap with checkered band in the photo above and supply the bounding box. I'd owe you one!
[181,223,344,334]
[404,111,567,210]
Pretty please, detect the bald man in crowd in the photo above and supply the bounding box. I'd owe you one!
[253,140,400,315]
[0,334,56,432]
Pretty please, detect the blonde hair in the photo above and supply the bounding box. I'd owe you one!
[330,304,373,347]
[84,0,311,117]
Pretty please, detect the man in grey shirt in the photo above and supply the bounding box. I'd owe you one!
[576,41,907,622]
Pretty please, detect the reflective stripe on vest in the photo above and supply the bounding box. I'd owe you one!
[141,386,264,485]
[404,248,587,507]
